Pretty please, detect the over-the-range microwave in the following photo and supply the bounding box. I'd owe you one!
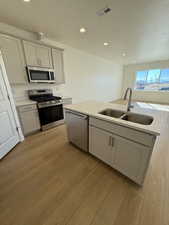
[26,66,55,83]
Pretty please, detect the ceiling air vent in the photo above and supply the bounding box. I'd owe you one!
[96,7,112,16]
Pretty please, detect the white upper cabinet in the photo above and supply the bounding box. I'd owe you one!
[0,34,65,85]
[0,34,27,84]
[23,41,37,66]
[52,48,65,84]
[36,46,52,68]
[23,41,52,68]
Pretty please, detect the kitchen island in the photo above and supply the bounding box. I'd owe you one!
[64,101,161,185]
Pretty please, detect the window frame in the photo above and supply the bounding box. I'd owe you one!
[134,68,169,92]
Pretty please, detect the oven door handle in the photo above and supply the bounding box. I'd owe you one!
[38,103,63,109]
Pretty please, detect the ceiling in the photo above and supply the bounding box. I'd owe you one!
[0,0,169,64]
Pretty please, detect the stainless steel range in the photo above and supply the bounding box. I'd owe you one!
[28,89,64,130]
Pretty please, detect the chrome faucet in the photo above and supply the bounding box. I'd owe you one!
[123,88,133,112]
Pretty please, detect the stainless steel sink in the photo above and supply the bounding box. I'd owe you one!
[99,109,153,125]
[99,109,125,118]
[121,113,153,125]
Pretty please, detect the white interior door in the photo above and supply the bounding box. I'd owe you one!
[0,59,20,159]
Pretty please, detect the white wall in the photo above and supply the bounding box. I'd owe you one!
[122,60,169,104]
[0,22,36,40]
[0,22,123,103]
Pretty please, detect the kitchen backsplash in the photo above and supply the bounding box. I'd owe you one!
[11,84,67,101]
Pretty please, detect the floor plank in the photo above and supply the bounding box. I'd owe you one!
[0,121,169,225]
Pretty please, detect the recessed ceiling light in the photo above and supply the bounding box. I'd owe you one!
[104,42,109,46]
[122,52,126,57]
[80,28,86,33]
[23,0,31,2]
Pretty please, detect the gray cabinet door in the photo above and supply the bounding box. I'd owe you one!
[89,126,113,166]
[20,110,40,135]
[23,41,52,68]
[18,105,40,136]
[52,48,65,84]
[112,134,151,184]
[65,111,88,151]
[0,34,27,84]
[89,125,151,184]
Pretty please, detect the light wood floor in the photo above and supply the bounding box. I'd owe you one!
[0,120,169,225]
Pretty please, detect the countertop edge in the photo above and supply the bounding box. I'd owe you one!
[64,104,160,136]
[15,100,37,107]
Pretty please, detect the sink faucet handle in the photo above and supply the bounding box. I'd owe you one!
[123,88,133,112]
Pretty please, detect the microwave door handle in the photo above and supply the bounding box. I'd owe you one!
[49,72,53,81]
[50,72,55,81]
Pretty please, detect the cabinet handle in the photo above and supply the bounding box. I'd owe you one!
[111,137,114,147]
[39,59,42,66]
[109,136,111,146]
[22,107,35,111]
[37,58,41,66]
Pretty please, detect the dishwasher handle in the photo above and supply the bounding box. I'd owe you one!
[65,110,88,120]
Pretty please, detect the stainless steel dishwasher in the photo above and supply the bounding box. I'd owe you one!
[65,110,88,152]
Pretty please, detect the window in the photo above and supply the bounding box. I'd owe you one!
[135,68,169,91]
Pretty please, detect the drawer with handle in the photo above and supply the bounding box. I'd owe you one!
[17,104,37,113]
[89,117,156,147]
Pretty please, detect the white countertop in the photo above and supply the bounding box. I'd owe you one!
[15,96,72,107]
[62,96,72,99]
[15,99,37,107]
[64,100,164,136]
